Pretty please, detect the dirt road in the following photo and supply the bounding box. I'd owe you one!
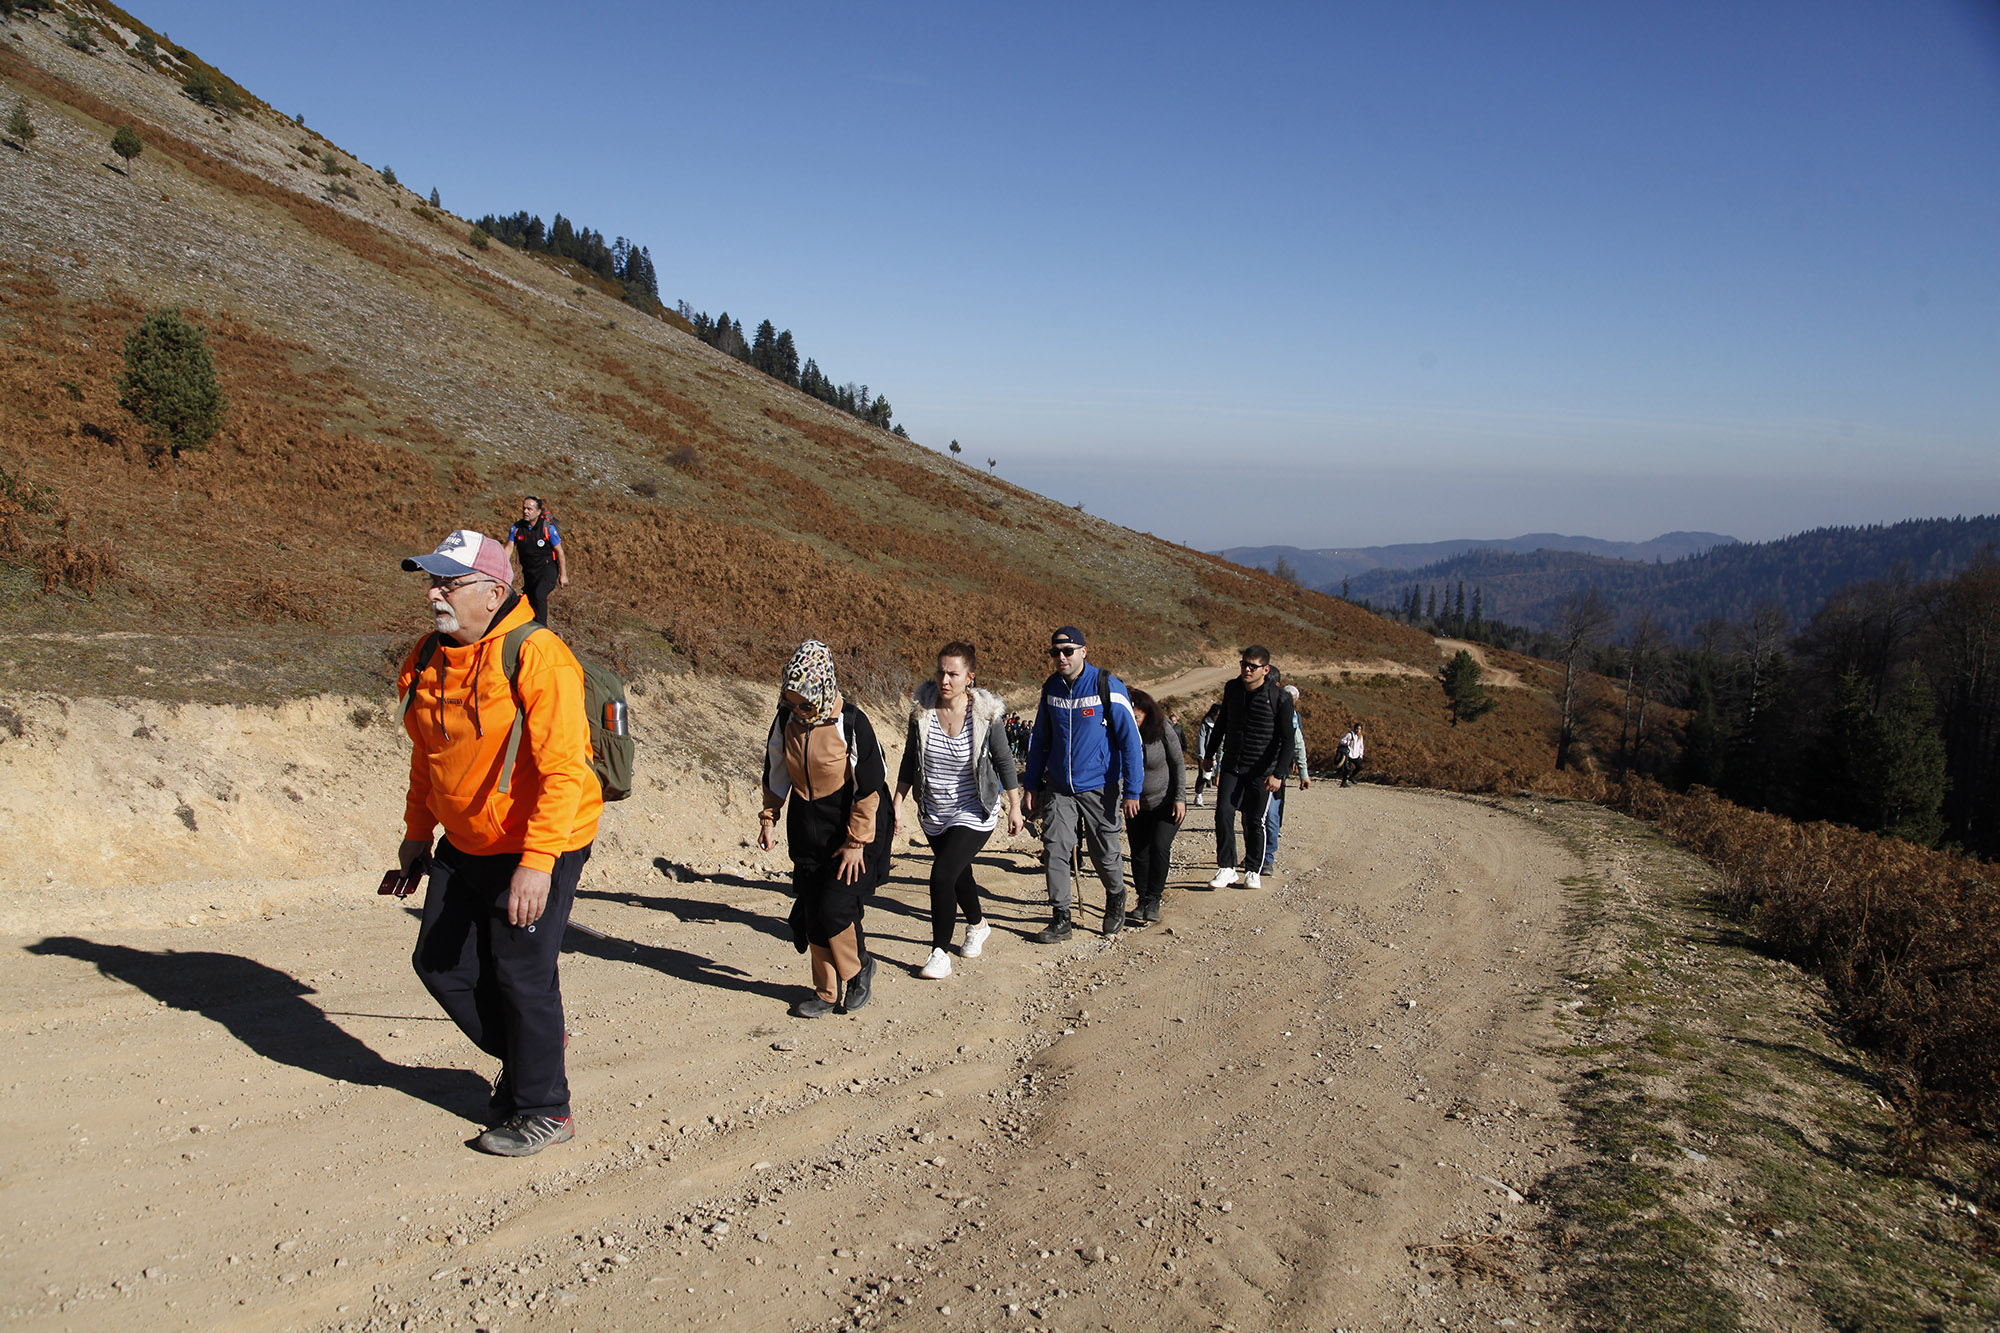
[2,776,1585,1332]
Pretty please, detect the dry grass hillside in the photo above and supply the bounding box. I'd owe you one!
[1,4,1437,706]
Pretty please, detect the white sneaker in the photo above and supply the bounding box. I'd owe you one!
[1193,794,1205,807]
[919,947,953,980]
[1244,871,1263,890]
[1208,867,1239,889]
[961,921,991,958]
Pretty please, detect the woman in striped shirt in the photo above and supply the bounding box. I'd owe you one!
[893,642,1025,980]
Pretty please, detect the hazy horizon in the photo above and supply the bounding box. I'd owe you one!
[137,1,2000,548]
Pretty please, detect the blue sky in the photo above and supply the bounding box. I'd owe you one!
[142,1,2000,548]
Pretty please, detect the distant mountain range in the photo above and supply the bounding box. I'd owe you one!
[1327,516,2000,641]
[1219,531,1736,588]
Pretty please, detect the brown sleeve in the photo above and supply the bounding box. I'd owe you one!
[845,789,879,848]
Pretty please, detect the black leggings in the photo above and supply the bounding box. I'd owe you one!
[926,824,992,948]
[1128,803,1180,903]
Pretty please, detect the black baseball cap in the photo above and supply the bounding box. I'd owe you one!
[1050,625,1087,647]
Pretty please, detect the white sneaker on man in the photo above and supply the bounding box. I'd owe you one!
[919,947,954,980]
[961,921,991,958]
[1244,871,1263,890]
[1193,793,1205,807]
[1208,867,1239,889]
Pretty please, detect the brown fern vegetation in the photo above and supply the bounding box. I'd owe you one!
[1613,780,2000,1198]
[0,36,1433,700]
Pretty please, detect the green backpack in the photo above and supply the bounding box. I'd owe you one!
[403,622,634,802]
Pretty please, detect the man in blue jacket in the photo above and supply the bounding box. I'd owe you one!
[1021,626,1145,941]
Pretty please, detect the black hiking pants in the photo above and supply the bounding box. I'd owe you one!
[414,837,591,1120]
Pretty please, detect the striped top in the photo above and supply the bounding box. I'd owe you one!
[920,710,995,836]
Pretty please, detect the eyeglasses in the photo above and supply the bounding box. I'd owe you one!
[428,575,492,594]
[1240,660,1268,671]
[1049,645,1080,658]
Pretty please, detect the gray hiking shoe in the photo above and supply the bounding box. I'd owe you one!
[477,1113,574,1157]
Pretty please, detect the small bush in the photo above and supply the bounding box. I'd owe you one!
[667,444,701,473]
[181,66,217,105]
[118,307,227,462]
[410,204,434,222]
[318,150,345,176]
[6,99,33,149]
[380,164,397,187]
[110,124,142,165]
[63,14,94,51]
[628,477,659,497]
[469,225,489,250]
[132,32,157,63]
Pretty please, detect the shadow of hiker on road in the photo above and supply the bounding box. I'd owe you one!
[25,936,489,1121]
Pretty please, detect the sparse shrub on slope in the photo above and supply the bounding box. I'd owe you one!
[109,123,141,166]
[6,97,34,148]
[118,308,227,463]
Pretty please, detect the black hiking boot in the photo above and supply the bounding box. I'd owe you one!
[1134,895,1161,925]
[790,995,837,1018]
[1102,892,1127,937]
[1032,908,1073,944]
[840,956,878,1012]
[489,1068,514,1123]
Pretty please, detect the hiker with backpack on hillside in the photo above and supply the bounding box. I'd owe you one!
[1259,679,1312,874]
[506,495,568,624]
[758,640,894,1018]
[391,529,602,1158]
[1020,625,1145,940]
[1337,720,1366,786]
[1124,688,1186,926]
[1207,645,1296,891]
[892,641,1024,981]
[1193,702,1222,807]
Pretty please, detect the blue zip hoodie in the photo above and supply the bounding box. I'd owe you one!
[1022,662,1146,798]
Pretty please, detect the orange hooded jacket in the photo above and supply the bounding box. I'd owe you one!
[398,598,602,872]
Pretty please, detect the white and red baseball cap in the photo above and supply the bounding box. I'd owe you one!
[400,529,513,583]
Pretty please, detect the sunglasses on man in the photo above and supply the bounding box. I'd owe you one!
[1049,645,1080,658]
[1240,659,1268,671]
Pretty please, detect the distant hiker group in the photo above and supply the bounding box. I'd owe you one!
[387,518,1361,1158]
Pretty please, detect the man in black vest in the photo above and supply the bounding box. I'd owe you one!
[1207,644,1294,891]
[506,496,569,624]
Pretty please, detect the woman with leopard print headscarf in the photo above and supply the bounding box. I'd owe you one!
[757,640,892,1017]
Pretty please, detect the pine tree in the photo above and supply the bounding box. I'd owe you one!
[6,99,34,149]
[949,440,962,459]
[1874,673,1947,845]
[182,67,217,105]
[773,330,799,384]
[110,124,142,167]
[429,187,441,208]
[1439,650,1496,726]
[1425,587,1437,624]
[751,320,778,374]
[118,307,227,463]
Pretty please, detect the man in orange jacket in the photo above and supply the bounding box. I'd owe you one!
[395,529,602,1156]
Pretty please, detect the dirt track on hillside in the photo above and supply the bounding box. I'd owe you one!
[1,778,1584,1332]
